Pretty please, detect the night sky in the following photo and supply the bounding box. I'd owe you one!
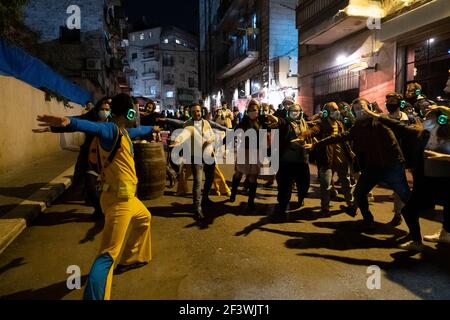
[123,0,199,35]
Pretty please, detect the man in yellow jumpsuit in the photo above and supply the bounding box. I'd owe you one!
[35,93,157,300]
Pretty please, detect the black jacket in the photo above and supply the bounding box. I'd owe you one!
[315,118,405,170]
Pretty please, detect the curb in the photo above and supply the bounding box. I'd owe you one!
[0,165,74,255]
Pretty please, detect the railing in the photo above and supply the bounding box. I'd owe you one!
[142,71,160,80]
[297,0,348,29]
[228,34,258,64]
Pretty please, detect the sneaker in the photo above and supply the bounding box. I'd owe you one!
[193,207,205,221]
[340,205,357,218]
[398,240,425,252]
[389,214,402,227]
[423,229,450,244]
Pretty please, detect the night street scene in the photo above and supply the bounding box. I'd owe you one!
[1,0,450,309]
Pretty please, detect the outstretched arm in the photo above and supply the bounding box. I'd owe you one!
[35,115,118,151]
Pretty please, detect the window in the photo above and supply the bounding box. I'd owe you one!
[163,38,169,44]
[140,33,145,40]
[175,39,181,44]
[149,32,153,38]
[188,77,196,88]
[131,53,138,60]
[163,53,174,66]
[131,35,136,41]
[180,73,185,81]
[166,91,174,98]
[150,86,157,96]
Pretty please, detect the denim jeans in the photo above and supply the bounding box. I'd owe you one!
[354,163,411,222]
[191,162,216,209]
[319,163,354,211]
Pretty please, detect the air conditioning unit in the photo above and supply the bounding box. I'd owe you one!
[86,58,102,71]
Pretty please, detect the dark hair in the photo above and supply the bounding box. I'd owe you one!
[111,93,134,117]
[145,100,156,111]
[189,102,202,110]
[95,96,111,111]
[386,92,403,101]
[352,98,370,107]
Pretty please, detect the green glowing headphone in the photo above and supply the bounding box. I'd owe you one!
[126,108,137,121]
[437,111,449,126]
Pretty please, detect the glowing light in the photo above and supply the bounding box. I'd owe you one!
[428,38,435,44]
[336,55,348,64]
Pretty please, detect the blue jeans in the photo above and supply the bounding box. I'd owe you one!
[191,162,215,209]
[354,163,411,222]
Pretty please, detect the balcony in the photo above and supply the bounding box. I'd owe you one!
[297,0,382,45]
[217,35,259,80]
[142,53,159,61]
[217,0,248,31]
[142,71,160,80]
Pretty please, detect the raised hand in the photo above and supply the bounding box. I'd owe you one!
[36,114,71,127]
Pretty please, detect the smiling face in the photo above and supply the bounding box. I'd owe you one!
[190,104,202,121]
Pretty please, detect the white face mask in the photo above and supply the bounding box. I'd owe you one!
[329,110,340,120]
[98,110,111,120]
[423,119,436,132]
[289,110,300,120]
[247,111,258,120]
[355,109,369,120]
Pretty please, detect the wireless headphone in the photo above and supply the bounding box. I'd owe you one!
[415,88,422,96]
[321,109,330,119]
[126,108,137,121]
[436,111,449,126]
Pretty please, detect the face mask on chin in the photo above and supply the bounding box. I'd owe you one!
[289,111,300,120]
[98,110,111,120]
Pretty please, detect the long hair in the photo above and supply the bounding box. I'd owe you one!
[241,99,261,130]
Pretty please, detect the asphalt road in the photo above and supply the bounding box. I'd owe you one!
[1,164,449,300]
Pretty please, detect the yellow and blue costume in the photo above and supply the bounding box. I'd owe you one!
[66,118,154,300]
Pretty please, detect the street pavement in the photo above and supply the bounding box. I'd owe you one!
[1,164,449,300]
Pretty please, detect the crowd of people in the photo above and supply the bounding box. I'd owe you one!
[33,81,450,300]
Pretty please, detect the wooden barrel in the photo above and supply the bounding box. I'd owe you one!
[133,142,167,200]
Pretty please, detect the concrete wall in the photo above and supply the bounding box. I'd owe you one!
[269,0,298,60]
[0,76,85,176]
[298,30,396,114]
